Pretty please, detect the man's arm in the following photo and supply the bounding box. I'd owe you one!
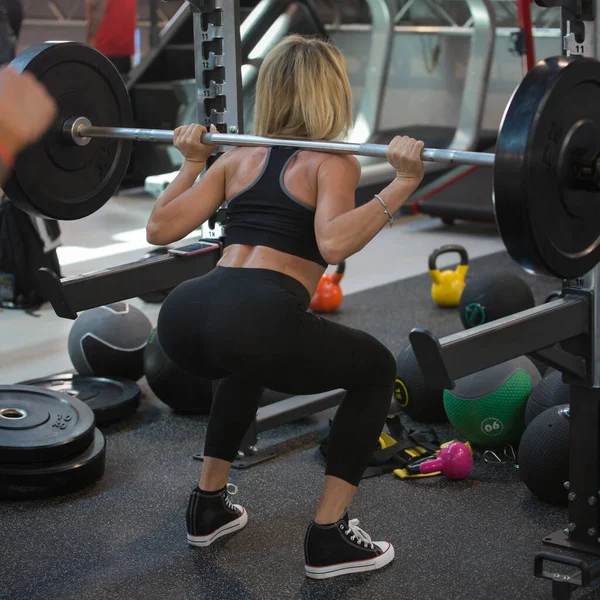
[0,67,57,187]
[86,0,108,46]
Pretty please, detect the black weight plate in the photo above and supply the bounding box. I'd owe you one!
[21,374,141,427]
[0,385,95,464]
[4,42,133,220]
[0,428,106,499]
[494,56,600,280]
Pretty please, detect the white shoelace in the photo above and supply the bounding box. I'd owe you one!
[223,483,238,511]
[344,519,375,549]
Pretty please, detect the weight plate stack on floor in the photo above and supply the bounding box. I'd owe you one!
[0,386,95,463]
[0,429,106,499]
[22,373,141,427]
[0,386,106,498]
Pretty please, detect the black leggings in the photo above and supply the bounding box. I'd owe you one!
[157,267,395,486]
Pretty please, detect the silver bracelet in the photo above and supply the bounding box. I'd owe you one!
[374,194,394,228]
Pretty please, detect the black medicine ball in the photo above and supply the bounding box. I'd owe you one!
[144,330,213,414]
[68,302,153,381]
[394,344,447,423]
[459,272,535,329]
[518,404,570,506]
[525,369,570,426]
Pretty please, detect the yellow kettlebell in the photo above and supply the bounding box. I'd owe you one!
[429,245,469,307]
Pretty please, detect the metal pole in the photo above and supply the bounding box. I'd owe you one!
[148,0,160,49]
[74,124,496,168]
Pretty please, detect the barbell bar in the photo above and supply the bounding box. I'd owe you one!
[66,117,497,168]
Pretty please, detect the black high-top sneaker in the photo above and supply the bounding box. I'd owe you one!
[304,512,394,579]
[186,483,248,547]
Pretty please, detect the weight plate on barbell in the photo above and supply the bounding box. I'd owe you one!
[0,427,106,499]
[21,374,141,427]
[494,56,600,280]
[4,42,133,221]
[0,385,96,464]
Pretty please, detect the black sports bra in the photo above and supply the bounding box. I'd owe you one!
[224,147,328,268]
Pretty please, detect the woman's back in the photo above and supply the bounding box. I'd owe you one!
[218,146,336,295]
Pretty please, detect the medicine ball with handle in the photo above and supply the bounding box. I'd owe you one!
[459,272,535,329]
[144,330,213,414]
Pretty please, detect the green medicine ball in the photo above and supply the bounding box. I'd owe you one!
[443,356,541,446]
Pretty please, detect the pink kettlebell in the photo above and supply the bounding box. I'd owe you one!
[418,442,473,480]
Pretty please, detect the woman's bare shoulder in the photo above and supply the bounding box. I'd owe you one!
[314,152,361,177]
[297,150,359,172]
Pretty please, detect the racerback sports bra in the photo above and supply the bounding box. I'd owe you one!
[224,147,328,268]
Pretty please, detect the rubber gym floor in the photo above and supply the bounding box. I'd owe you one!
[2,250,596,600]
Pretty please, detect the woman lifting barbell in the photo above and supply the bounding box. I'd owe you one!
[150,34,425,580]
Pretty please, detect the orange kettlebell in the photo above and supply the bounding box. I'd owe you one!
[310,261,346,313]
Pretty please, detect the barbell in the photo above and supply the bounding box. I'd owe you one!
[4,42,600,281]
[65,117,496,168]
